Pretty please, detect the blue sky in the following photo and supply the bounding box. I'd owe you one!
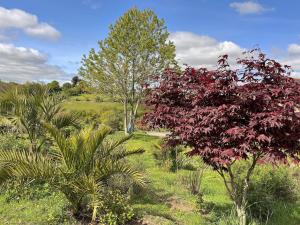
[0,0,300,83]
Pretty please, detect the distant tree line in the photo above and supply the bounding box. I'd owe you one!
[46,76,90,96]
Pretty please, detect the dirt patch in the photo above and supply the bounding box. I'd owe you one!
[167,197,195,213]
[139,215,174,225]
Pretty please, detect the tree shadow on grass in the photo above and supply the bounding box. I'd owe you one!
[131,185,178,223]
[131,184,173,205]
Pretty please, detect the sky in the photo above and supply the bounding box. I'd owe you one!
[0,0,300,83]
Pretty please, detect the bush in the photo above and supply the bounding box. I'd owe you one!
[234,163,298,222]
[0,117,16,134]
[152,140,198,172]
[248,165,297,221]
[100,110,123,131]
[181,169,205,195]
[1,180,53,202]
[95,96,103,102]
[196,192,215,215]
[217,208,259,225]
[68,105,123,131]
[97,190,134,225]
[0,133,29,151]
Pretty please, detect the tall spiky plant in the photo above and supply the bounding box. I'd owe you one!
[0,123,145,222]
[0,83,79,152]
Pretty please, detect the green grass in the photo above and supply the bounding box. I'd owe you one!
[0,192,75,225]
[125,132,230,225]
[63,100,123,113]
[62,94,145,117]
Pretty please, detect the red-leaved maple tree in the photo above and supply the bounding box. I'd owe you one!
[143,50,300,225]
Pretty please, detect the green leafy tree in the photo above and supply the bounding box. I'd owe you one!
[79,8,177,134]
[62,82,72,91]
[0,124,145,223]
[72,76,80,87]
[47,80,61,93]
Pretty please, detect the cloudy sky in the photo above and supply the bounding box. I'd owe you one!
[0,0,300,83]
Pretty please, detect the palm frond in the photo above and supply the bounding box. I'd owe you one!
[97,161,146,187]
[101,133,133,157]
[112,148,145,160]
[0,150,56,182]
[51,112,81,129]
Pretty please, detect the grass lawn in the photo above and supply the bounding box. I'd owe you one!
[63,100,123,113]
[0,131,299,224]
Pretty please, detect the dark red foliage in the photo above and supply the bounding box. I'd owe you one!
[144,50,300,168]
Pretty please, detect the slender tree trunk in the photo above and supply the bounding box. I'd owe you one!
[123,99,129,135]
[128,60,135,134]
[217,156,259,225]
[236,205,247,225]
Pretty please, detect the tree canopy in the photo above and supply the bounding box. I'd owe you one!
[144,50,300,224]
[79,7,177,134]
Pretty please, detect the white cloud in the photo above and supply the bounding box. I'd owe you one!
[169,32,244,68]
[0,43,71,83]
[82,0,102,10]
[230,1,270,15]
[287,44,300,56]
[170,31,300,79]
[0,7,60,41]
[281,44,300,77]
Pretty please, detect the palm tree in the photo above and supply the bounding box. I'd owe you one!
[0,83,79,152]
[0,123,145,222]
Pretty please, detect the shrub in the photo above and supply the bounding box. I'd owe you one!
[217,208,259,225]
[234,163,298,222]
[95,96,103,102]
[152,140,197,172]
[196,192,215,215]
[0,133,29,151]
[100,110,123,131]
[97,190,134,225]
[1,180,53,202]
[181,169,205,195]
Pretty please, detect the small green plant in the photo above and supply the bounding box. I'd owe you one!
[100,110,123,131]
[97,190,134,225]
[2,180,53,202]
[0,133,29,152]
[246,165,297,222]
[153,140,196,172]
[196,192,215,215]
[181,169,205,195]
[217,208,259,225]
[95,96,103,102]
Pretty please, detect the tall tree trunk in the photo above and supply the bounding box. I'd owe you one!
[128,58,136,134]
[123,99,129,135]
[128,98,140,134]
